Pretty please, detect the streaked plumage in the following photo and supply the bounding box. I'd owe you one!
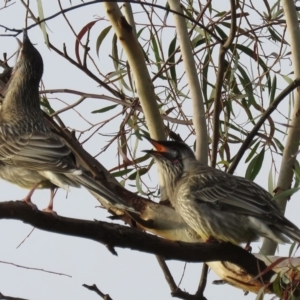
[0,30,134,212]
[144,137,300,245]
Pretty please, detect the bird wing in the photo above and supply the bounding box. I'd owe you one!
[184,169,285,222]
[0,129,78,173]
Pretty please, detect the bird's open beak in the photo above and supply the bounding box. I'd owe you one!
[142,136,170,155]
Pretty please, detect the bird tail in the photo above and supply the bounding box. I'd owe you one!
[71,172,137,213]
[279,225,300,244]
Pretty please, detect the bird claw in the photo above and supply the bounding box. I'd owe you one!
[244,244,252,253]
[21,199,38,211]
[42,207,58,218]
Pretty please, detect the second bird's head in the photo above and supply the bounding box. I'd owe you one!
[14,29,43,85]
[143,137,196,178]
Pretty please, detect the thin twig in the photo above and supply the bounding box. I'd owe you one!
[211,0,237,168]
[47,41,123,99]
[156,256,207,300]
[16,227,35,249]
[228,77,300,174]
[0,260,71,278]
[156,256,178,292]
[195,264,209,298]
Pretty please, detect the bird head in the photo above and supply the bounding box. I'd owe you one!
[143,137,196,180]
[14,29,43,85]
[0,30,44,121]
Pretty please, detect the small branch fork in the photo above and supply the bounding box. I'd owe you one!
[156,256,207,300]
[83,284,113,300]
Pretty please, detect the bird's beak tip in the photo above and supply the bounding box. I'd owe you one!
[142,135,169,153]
[16,38,22,48]
[22,28,29,44]
[142,149,152,154]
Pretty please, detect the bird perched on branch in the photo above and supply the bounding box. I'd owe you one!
[144,137,300,245]
[0,29,135,213]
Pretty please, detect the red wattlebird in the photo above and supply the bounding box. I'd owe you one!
[144,137,300,245]
[0,30,135,213]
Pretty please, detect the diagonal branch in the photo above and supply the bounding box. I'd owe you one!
[228,77,300,174]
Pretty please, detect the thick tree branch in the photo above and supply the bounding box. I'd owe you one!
[0,200,275,289]
[260,0,300,256]
[168,0,208,164]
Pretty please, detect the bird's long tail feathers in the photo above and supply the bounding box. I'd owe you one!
[71,173,136,213]
[279,225,300,244]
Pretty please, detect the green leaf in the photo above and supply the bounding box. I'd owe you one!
[245,140,260,163]
[96,25,112,57]
[268,166,274,194]
[128,168,148,180]
[168,37,177,85]
[273,137,284,153]
[273,186,300,201]
[269,75,277,104]
[236,66,255,106]
[40,97,55,114]
[268,28,283,43]
[91,104,118,114]
[245,148,265,181]
[112,34,119,70]
[191,35,205,48]
[271,8,284,20]
[293,160,300,188]
[135,170,146,195]
[111,168,133,177]
[234,44,271,92]
[281,74,293,84]
[255,286,265,300]
[214,25,228,40]
[151,34,161,70]
[271,273,282,298]
[288,242,296,258]
[37,0,49,47]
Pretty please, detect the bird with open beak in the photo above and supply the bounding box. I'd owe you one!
[144,136,300,246]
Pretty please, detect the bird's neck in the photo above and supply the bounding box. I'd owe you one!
[162,168,180,206]
[1,71,42,122]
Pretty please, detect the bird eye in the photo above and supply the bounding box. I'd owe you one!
[170,149,180,165]
[173,149,180,158]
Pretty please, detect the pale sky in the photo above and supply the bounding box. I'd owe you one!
[0,1,299,300]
